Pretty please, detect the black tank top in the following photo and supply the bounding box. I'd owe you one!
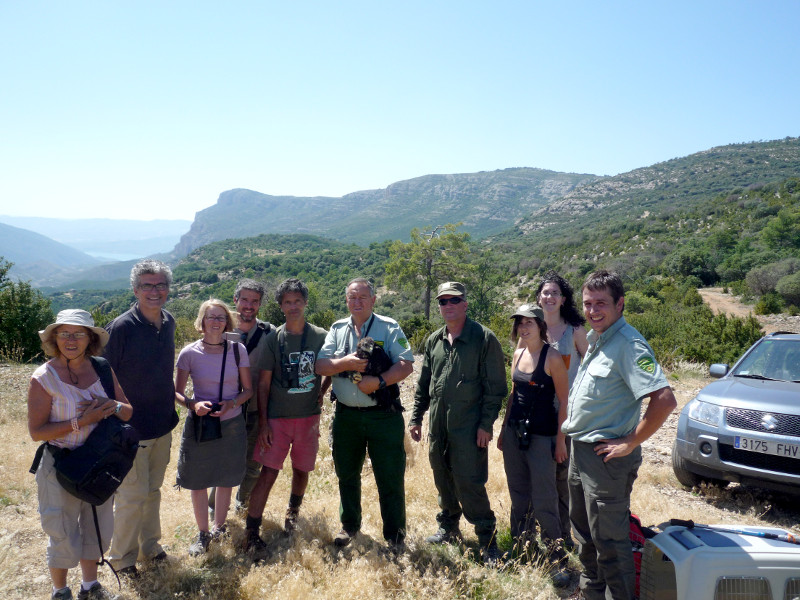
[509,344,558,436]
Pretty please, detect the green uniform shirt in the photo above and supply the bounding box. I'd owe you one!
[411,318,507,434]
[318,313,413,408]
[562,316,668,443]
[262,322,327,419]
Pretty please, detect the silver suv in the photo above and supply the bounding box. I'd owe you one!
[672,332,800,494]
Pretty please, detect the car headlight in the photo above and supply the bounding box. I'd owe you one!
[687,398,722,426]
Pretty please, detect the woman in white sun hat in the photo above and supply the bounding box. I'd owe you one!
[28,309,133,600]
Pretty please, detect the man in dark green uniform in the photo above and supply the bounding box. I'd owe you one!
[409,281,508,565]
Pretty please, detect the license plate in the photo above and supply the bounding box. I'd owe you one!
[734,436,800,459]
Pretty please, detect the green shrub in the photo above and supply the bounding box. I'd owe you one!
[754,292,784,315]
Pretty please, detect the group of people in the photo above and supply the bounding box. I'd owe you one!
[28,258,676,600]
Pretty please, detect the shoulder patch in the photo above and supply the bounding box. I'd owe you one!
[636,356,656,374]
[397,337,409,349]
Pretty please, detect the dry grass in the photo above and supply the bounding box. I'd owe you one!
[2,358,799,599]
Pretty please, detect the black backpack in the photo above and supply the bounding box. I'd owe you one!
[31,356,140,505]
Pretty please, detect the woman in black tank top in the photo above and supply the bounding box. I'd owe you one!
[497,304,571,585]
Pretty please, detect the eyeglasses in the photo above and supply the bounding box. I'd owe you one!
[204,315,227,322]
[438,297,464,306]
[540,291,562,298]
[138,283,168,292]
[57,331,88,340]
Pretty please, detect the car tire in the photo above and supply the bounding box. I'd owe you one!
[671,441,729,489]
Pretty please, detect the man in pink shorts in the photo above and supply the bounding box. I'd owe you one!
[245,279,330,551]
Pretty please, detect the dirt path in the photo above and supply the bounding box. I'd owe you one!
[698,287,800,334]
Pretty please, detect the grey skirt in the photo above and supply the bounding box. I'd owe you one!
[176,413,247,490]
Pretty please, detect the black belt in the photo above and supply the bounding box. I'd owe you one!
[336,402,384,412]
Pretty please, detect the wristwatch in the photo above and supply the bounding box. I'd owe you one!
[114,402,122,414]
[377,375,387,390]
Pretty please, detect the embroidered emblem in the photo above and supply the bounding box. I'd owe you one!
[636,356,655,374]
[397,337,409,349]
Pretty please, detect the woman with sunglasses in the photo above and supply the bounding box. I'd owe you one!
[174,299,252,556]
[28,310,133,600]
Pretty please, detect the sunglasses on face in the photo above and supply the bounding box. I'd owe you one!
[438,297,464,306]
[57,332,88,340]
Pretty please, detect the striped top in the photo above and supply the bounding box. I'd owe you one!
[31,361,103,449]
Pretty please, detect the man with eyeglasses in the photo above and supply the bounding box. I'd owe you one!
[104,259,179,577]
[208,279,274,516]
[409,281,507,566]
[316,277,414,551]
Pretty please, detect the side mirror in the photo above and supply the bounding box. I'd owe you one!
[709,364,729,378]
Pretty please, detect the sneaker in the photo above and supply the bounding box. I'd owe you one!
[76,582,113,600]
[481,542,502,568]
[188,530,212,556]
[550,568,571,588]
[425,527,462,545]
[284,507,299,533]
[211,523,228,542]
[246,528,267,553]
[333,528,357,548]
[52,589,73,600]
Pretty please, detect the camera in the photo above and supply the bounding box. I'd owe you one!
[512,418,532,451]
[209,402,223,413]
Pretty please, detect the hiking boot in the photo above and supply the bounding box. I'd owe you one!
[425,527,462,545]
[284,506,299,533]
[52,589,73,600]
[551,568,571,588]
[333,528,357,548]
[246,528,267,553]
[211,523,228,542]
[188,530,212,556]
[76,582,113,600]
[117,565,139,579]
[481,541,501,568]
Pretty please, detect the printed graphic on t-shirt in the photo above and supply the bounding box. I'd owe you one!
[288,350,317,394]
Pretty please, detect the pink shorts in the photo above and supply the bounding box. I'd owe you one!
[253,414,320,473]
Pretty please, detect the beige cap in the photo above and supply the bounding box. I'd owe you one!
[510,303,544,321]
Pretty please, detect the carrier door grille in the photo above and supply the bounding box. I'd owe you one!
[714,576,771,600]
[785,577,800,600]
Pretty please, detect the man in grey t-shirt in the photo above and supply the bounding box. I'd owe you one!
[244,279,329,551]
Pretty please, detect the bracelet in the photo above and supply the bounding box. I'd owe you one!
[71,417,80,432]
[114,402,122,414]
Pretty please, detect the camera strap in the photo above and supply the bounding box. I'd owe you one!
[344,314,375,355]
[279,323,309,386]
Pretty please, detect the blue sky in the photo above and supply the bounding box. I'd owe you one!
[1,1,798,221]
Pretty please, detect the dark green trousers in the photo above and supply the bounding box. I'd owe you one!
[332,405,406,543]
[429,427,496,545]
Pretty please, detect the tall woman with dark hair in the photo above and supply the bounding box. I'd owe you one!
[534,271,588,548]
[498,304,570,586]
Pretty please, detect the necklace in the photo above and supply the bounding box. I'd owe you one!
[202,339,225,346]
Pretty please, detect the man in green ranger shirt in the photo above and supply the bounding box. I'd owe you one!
[563,270,676,600]
[409,281,508,566]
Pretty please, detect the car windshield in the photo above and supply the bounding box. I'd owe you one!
[732,339,800,382]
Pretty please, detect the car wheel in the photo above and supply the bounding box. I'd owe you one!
[671,441,729,488]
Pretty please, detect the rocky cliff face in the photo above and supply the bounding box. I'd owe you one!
[171,168,595,256]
